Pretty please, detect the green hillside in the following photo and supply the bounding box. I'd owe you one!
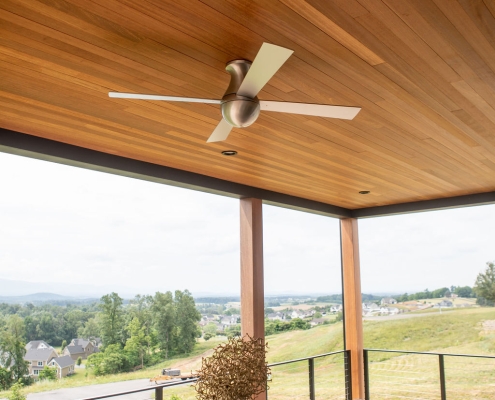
[4,307,494,399]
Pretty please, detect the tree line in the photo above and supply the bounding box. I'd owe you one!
[86,290,201,375]
[394,286,475,302]
[0,290,201,389]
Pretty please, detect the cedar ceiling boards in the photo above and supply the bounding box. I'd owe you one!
[1,0,495,210]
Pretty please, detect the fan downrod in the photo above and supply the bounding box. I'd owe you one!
[221,60,260,128]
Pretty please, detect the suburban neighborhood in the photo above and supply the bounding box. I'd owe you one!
[23,338,100,379]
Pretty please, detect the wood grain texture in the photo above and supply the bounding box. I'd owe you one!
[341,218,364,399]
[240,198,264,341]
[1,0,495,209]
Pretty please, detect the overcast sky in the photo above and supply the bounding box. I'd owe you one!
[0,152,493,298]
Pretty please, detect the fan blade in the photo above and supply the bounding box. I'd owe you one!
[260,101,361,120]
[237,43,294,98]
[109,92,222,104]
[207,119,234,143]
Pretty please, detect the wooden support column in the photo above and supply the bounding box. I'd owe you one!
[341,218,364,400]
[240,197,265,340]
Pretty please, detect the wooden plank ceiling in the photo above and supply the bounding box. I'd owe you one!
[1,0,495,209]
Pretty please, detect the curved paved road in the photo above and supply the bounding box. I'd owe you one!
[0,379,155,400]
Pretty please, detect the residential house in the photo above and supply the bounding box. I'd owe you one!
[24,340,58,377]
[310,318,326,327]
[435,300,453,308]
[381,297,398,305]
[363,303,380,311]
[330,305,342,313]
[266,312,286,321]
[219,315,240,329]
[49,355,75,378]
[25,340,51,351]
[379,307,400,315]
[63,338,99,361]
[291,310,312,319]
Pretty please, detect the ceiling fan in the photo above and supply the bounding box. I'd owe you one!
[109,43,361,143]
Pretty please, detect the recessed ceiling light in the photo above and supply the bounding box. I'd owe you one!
[359,190,370,194]
[221,150,238,156]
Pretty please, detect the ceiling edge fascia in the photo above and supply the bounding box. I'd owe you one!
[0,128,351,219]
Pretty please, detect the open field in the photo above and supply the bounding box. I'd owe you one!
[3,307,494,399]
[143,307,495,400]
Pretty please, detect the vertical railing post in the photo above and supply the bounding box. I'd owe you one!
[155,386,163,400]
[345,349,352,400]
[363,349,370,400]
[309,358,315,400]
[439,354,447,400]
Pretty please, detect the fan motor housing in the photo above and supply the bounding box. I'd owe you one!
[221,95,260,128]
[221,59,261,128]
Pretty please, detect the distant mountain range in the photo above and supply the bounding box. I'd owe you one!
[0,292,99,304]
[0,278,400,305]
[0,278,136,298]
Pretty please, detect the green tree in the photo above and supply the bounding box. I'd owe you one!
[174,290,201,354]
[78,317,100,341]
[7,381,26,400]
[152,291,176,358]
[61,340,67,351]
[290,318,310,330]
[86,344,126,375]
[77,357,82,366]
[64,309,88,341]
[225,324,241,338]
[454,286,474,298]
[0,367,13,390]
[99,293,124,347]
[124,317,150,368]
[38,366,57,381]
[313,312,322,319]
[203,323,217,339]
[0,316,29,383]
[474,262,495,303]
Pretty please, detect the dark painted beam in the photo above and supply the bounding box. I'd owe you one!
[2,128,494,219]
[351,191,495,218]
[0,128,351,219]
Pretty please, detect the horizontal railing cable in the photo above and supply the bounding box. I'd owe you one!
[75,378,197,400]
[364,348,495,400]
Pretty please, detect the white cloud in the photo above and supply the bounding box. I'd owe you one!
[0,152,493,298]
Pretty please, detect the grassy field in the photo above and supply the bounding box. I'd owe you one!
[3,307,494,399]
[158,307,495,400]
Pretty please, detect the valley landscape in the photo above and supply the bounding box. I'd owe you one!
[1,296,493,400]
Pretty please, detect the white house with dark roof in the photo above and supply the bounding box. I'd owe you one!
[49,355,75,378]
[381,297,398,305]
[24,341,58,377]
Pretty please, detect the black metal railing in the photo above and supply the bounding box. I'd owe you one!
[76,350,350,400]
[75,378,198,400]
[267,350,350,400]
[363,349,495,400]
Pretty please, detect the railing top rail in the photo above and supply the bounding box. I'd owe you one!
[268,349,347,367]
[364,348,495,359]
[74,378,198,400]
